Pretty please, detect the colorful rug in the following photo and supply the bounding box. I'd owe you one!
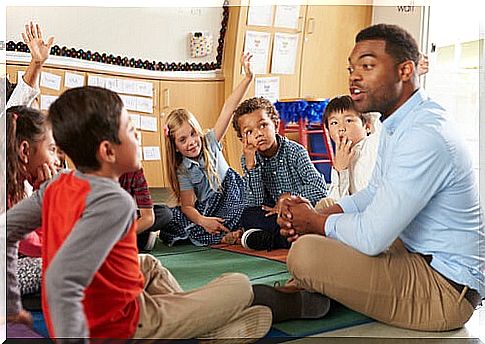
[212,243,289,263]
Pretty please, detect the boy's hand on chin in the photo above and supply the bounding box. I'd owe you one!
[242,134,257,170]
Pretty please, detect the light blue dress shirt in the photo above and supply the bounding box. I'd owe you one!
[177,130,229,203]
[325,89,484,297]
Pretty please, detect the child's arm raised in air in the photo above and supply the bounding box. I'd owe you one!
[213,52,253,142]
[22,22,54,89]
[180,189,229,234]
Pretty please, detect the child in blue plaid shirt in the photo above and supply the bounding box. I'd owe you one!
[232,97,327,250]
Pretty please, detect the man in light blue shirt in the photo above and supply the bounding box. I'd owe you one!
[273,24,483,331]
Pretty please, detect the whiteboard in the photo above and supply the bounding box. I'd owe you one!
[6,6,224,64]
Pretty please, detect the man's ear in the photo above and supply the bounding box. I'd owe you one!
[97,140,116,164]
[399,60,415,82]
[18,140,31,164]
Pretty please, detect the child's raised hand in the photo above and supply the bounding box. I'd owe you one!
[22,22,54,66]
[333,136,355,172]
[200,216,230,234]
[241,52,254,80]
[242,132,257,170]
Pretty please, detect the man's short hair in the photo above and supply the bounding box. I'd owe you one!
[323,95,365,128]
[356,24,420,67]
[232,97,279,139]
[48,86,123,172]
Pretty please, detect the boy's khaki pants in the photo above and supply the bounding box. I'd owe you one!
[287,235,475,331]
[134,254,253,339]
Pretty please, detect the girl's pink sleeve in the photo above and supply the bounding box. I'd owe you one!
[18,227,43,257]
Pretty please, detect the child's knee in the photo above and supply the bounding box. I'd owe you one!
[219,272,252,304]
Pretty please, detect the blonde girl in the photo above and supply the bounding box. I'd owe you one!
[160,53,253,246]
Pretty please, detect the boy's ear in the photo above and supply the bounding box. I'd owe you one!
[97,140,116,164]
[274,118,280,131]
[18,140,31,164]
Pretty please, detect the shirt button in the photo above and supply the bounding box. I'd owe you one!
[273,171,277,175]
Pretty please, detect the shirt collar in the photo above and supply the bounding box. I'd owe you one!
[382,88,425,135]
[257,134,286,162]
[181,154,203,169]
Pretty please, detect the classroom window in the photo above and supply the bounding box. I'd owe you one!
[424,4,482,177]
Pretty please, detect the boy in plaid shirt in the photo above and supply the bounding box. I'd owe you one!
[232,97,327,250]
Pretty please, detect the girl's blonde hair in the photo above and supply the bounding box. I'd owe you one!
[163,108,221,203]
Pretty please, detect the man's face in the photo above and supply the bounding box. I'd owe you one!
[348,39,402,117]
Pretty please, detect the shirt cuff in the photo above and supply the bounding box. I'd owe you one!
[337,195,359,213]
[324,213,343,239]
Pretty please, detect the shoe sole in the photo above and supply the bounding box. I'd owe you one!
[198,305,272,344]
[241,228,262,250]
[252,284,331,323]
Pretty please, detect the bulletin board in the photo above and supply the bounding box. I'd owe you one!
[6,65,165,187]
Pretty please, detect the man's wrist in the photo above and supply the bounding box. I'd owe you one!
[311,212,326,236]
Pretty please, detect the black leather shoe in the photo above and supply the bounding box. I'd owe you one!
[252,284,331,323]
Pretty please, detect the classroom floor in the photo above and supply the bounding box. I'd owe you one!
[287,306,484,344]
[150,188,484,344]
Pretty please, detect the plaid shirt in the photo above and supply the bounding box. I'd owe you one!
[242,135,327,207]
[119,168,153,208]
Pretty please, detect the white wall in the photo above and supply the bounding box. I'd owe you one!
[372,5,425,49]
[6,6,223,63]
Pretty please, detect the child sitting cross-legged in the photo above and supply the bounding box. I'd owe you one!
[6,86,272,342]
[232,97,327,251]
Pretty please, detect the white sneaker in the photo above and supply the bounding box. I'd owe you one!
[198,305,272,344]
[144,230,160,251]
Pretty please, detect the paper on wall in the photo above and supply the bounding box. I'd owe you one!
[123,80,137,94]
[140,115,158,132]
[274,5,300,29]
[119,95,138,111]
[40,72,62,91]
[40,94,58,111]
[271,33,299,74]
[87,75,98,86]
[136,97,153,113]
[129,113,141,129]
[105,78,117,92]
[244,31,271,75]
[135,81,153,97]
[64,72,85,88]
[247,5,273,26]
[255,77,279,103]
[143,146,161,161]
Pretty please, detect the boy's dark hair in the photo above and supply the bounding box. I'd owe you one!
[232,97,279,139]
[356,24,420,67]
[7,106,49,207]
[48,86,123,172]
[323,95,365,128]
